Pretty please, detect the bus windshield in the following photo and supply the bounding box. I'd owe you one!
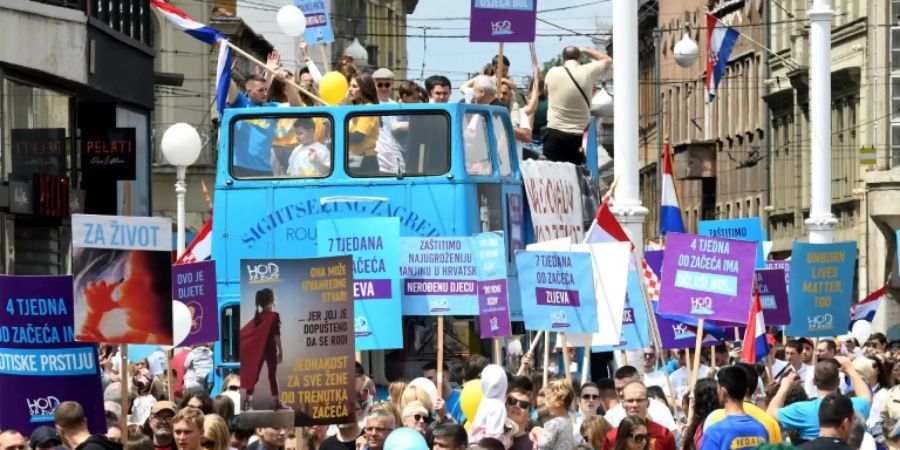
[345,111,450,177]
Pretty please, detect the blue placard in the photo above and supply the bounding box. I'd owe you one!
[786,241,857,337]
[295,0,335,44]
[698,217,766,268]
[318,217,402,350]
[516,251,598,333]
[400,237,479,315]
[593,267,651,352]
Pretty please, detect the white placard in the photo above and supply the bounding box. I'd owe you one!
[72,214,172,251]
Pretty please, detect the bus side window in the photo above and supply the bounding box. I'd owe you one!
[347,112,450,177]
[405,114,450,175]
[231,114,333,179]
[492,114,512,176]
[463,113,492,176]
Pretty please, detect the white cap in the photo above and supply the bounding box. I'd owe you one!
[372,68,395,79]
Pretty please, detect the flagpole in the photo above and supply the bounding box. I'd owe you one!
[220,40,327,106]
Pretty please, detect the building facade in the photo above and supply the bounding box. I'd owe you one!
[0,0,155,275]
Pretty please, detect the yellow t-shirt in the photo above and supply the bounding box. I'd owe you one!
[703,402,782,444]
[348,115,379,156]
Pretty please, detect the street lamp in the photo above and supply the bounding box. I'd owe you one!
[673,24,699,68]
[160,123,202,258]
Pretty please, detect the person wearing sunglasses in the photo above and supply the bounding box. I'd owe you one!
[505,376,535,450]
[602,383,676,450]
[400,402,430,434]
[201,414,230,450]
[579,382,603,422]
[641,348,671,398]
[611,416,650,450]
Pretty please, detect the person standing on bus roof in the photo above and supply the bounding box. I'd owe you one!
[425,75,451,103]
[239,288,284,411]
[373,68,405,173]
[225,52,302,177]
[347,73,381,175]
[543,46,611,165]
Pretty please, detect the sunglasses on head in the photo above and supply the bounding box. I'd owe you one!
[376,82,392,88]
[506,397,531,409]
[629,433,649,443]
[581,394,600,400]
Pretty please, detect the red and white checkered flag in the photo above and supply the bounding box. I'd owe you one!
[641,258,661,301]
[176,214,212,264]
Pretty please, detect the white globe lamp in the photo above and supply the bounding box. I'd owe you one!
[160,122,202,261]
[674,28,699,68]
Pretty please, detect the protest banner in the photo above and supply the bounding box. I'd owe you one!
[698,217,766,268]
[474,232,512,338]
[657,232,756,324]
[173,260,219,346]
[592,268,652,352]
[520,161,585,242]
[766,260,791,290]
[400,237,478,315]
[516,251,598,333]
[317,217,402,350]
[656,314,723,349]
[0,276,106,435]
[786,241,857,337]
[756,268,790,326]
[295,0,334,43]
[240,256,354,424]
[71,214,174,345]
[469,0,537,42]
[570,242,630,346]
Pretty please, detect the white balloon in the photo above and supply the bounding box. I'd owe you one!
[276,5,306,37]
[851,320,872,344]
[408,377,439,409]
[172,300,192,347]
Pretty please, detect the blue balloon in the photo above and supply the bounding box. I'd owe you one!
[383,427,427,450]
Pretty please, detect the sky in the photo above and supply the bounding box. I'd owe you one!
[405,0,612,91]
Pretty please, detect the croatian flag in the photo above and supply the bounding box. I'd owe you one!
[150,0,223,44]
[850,284,887,324]
[740,288,769,363]
[660,142,685,236]
[584,195,633,248]
[150,0,232,115]
[706,13,740,102]
[176,215,212,264]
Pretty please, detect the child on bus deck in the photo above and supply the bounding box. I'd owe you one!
[287,118,331,177]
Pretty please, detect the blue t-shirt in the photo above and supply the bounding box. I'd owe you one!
[700,414,769,450]
[445,389,465,424]
[228,92,279,172]
[777,396,871,440]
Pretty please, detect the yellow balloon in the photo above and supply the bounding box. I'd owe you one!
[459,379,483,422]
[319,71,348,106]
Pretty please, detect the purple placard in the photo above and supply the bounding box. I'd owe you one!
[535,287,581,307]
[765,260,790,291]
[756,269,790,326]
[0,276,105,435]
[353,279,392,300]
[478,280,512,338]
[469,0,537,43]
[507,192,525,258]
[657,233,757,324]
[173,261,219,345]
[656,313,724,349]
[403,279,477,296]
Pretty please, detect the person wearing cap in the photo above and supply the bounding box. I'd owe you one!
[54,401,121,450]
[149,401,178,450]
[372,67,405,173]
[29,426,61,450]
[0,430,26,450]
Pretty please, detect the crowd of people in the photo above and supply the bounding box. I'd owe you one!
[225,42,611,179]
[1,332,898,450]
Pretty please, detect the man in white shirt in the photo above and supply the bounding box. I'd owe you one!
[604,366,677,432]
[372,67,404,173]
[641,347,671,397]
[773,339,816,398]
[668,348,710,404]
